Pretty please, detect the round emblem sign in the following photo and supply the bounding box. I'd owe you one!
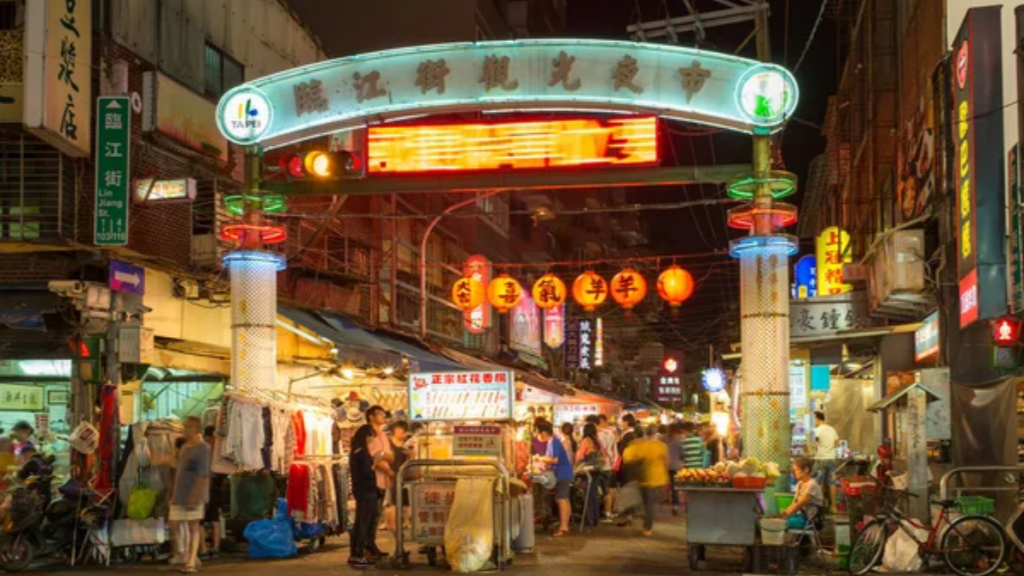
[217,87,273,145]
[735,65,798,127]
[957,41,969,90]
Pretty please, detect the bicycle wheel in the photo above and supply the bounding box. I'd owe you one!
[941,514,1007,576]
[849,520,887,576]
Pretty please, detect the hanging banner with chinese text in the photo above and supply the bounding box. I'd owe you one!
[24,0,92,157]
[543,304,565,348]
[464,255,492,335]
[815,227,852,296]
[510,293,542,357]
[408,370,513,421]
[0,384,44,411]
[578,320,594,372]
[452,425,502,457]
[565,321,579,371]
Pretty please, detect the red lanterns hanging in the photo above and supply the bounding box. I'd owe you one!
[611,268,647,310]
[657,265,695,309]
[532,274,567,310]
[487,274,523,314]
[572,271,608,312]
[451,277,485,312]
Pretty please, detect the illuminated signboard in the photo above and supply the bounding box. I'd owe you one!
[579,320,594,372]
[134,178,197,203]
[594,318,604,368]
[543,304,565,349]
[510,293,542,357]
[368,116,658,174]
[953,7,1007,329]
[816,227,852,296]
[215,39,799,148]
[464,255,491,334]
[652,374,683,404]
[914,310,940,363]
[408,370,513,421]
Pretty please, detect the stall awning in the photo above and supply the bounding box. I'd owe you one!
[563,389,623,408]
[278,307,397,365]
[867,382,940,412]
[368,330,465,373]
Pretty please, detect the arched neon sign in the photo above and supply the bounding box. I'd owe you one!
[216,39,798,148]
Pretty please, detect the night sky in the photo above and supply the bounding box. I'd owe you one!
[286,0,836,357]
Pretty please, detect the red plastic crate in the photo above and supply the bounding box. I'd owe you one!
[732,476,768,489]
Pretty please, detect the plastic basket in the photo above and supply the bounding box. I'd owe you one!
[956,496,995,515]
[733,476,768,490]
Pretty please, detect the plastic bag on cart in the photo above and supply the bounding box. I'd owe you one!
[445,478,496,573]
[882,520,928,572]
[243,498,298,559]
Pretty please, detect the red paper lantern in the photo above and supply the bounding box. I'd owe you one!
[657,265,695,308]
[487,274,523,314]
[610,268,648,310]
[451,277,485,312]
[532,274,567,310]
[572,271,608,312]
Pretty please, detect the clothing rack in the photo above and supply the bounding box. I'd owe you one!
[224,390,334,416]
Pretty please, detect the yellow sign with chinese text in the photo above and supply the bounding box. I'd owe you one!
[816,226,853,296]
[0,384,44,411]
[24,0,92,157]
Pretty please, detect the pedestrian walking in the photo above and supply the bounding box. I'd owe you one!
[536,421,573,537]
[594,414,619,521]
[622,432,669,536]
[169,416,211,573]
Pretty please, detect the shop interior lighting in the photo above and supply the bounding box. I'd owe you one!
[367,116,658,174]
[19,360,71,377]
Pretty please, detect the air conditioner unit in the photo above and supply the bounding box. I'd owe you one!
[192,234,220,269]
[869,229,934,320]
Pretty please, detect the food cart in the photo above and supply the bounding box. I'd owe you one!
[392,369,520,570]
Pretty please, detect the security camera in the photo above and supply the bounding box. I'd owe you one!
[47,280,84,296]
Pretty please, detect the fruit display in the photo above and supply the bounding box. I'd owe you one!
[676,457,782,487]
[676,468,730,485]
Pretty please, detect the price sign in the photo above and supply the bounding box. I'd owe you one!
[452,425,502,457]
[411,482,457,545]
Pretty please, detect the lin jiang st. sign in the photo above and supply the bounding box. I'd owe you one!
[216,39,798,149]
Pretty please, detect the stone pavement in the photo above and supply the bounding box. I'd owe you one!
[25,509,842,575]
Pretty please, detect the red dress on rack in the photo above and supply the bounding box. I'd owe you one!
[292,411,307,457]
[286,463,310,519]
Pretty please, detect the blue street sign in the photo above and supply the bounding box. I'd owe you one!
[109,260,145,295]
[794,255,817,299]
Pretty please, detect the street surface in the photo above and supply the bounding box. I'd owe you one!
[23,507,847,576]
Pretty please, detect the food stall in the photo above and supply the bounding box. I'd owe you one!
[677,457,783,570]
[395,369,520,571]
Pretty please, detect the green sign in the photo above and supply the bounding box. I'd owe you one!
[94,97,130,245]
[1012,144,1023,313]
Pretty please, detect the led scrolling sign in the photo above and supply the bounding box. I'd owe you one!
[216,39,799,148]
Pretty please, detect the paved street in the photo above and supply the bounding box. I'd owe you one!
[21,508,841,576]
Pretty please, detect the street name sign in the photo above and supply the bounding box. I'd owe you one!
[94,97,130,245]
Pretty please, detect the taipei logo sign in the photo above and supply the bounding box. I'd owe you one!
[218,87,272,145]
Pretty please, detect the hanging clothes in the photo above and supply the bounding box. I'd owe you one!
[93,384,118,493]
[292,411,307,458]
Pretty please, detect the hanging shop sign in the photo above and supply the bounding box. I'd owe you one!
[510,293,542,358]
[565,321,580,371]
[543,304,565,349]
[793,255,817,299]
[24,0,93,157]
[789,364,807,409]
[370,117,658,173]
[914,310,940,363]
[464,255,492,335]
[1010,145,1024,313]
[789,291,870,340]
[216,39,799,148]
[0,384,44,411]
[954,7,1007,329]
[595,318,604,368]
[652,373,683,404]
[452,425,502,457]
[411,483,456,543]
[143,72,229,162]
[133,178,197,203]
[815,227,852,295]
[553,403,601,424]
[579,319,594,371]
[408,370,513,421]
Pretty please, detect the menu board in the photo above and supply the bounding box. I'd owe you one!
[452,425,502,456]
[409,370,514,421]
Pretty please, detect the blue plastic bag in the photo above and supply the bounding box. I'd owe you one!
[295,522,324,540]
[243,498,298,559]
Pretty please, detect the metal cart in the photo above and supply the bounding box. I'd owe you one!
[681,486,763,570]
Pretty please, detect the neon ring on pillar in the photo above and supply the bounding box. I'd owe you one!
[223,194,287,215]
[219,223,288,245]
[222,250,287,271]
[728,234,799,258]
[726,171,798,200]
[726,203,798,231]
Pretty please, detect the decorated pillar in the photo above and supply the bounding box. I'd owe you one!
[221,149,288,393]
[727,67,799,481]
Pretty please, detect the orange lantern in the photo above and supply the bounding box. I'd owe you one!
[487,274,523,314]
[657,265,695,308]
[572,271,608,312]
[532,274,567,310]
[451,277,485,311]
[611,268,648,310]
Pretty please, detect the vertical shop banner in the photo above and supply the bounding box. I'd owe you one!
[915,310,940,363]
[509,292,541,357]
[543,304,565,348]
[565,320,579,371]
[816,227,853,295]
[1011,145,1024,313]
[24,0,92,157]
[578,320,593,372]
[594,318,604,367]
[94,97,131,246]
[954,7,1007,328]
[793,255,817,299]
[464,255,492,334]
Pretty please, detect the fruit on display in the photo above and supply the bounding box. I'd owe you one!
[675,468,730,484]
[676,458,781,483]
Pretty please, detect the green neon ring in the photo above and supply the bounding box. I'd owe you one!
[726,171,798,200]
[223,194,287,215]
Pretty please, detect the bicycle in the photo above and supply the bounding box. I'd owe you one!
[848,481,1006,576]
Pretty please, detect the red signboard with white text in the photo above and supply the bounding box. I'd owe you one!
[464,255,491,334]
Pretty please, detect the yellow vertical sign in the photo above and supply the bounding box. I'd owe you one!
[816,226,853,295]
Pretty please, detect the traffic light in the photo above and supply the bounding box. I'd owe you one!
[992,317,1021,344]
[278,150,363,180]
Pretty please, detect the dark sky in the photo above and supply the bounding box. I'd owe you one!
[285,0,836,354]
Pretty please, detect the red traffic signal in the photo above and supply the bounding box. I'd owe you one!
[993,317,1020,344]
[278,150,363,180]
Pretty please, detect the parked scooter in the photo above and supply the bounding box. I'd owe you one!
[0,478,111,572]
